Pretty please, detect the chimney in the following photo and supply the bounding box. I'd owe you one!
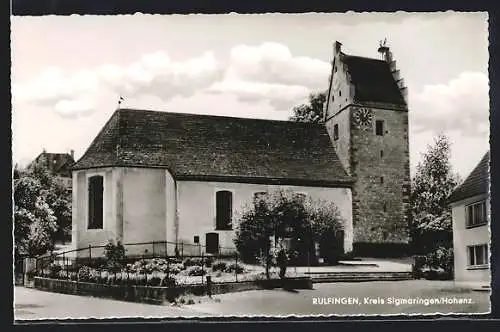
[70,149,75,160]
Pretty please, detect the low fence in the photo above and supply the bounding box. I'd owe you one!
[33,275,313,304]
[31,241,247,287]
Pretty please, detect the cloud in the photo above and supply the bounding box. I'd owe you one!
[207,42,331,111]
[12,51,224,119]
[98,51,223,100]
[208,79,311,111]
[409,72,489,137]
[54,99,95,119]
[12,67,99,117]
[12,42,332,117]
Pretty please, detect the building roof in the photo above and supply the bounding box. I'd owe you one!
[28,152,75,177]
[343,54,407,106]
[72,108,353,187]
[448,151,490,203]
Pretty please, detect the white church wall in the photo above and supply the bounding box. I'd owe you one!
[72,167,118,258]
[176,180,353,255]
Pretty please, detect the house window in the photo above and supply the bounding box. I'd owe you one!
[380,150,384,158]
[333,124,339,141]
[88,175,104,229]
[383,202,387,212]
[467,244,488,267]
[339,90,342,97]
[466,201,487,228]
[375,120,385,136]
[216,190,233,230]
[380,176,384,184]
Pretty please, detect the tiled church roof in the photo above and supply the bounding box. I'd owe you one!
[449,151,490,203]
[72,109,353,187]
[343,55,406,106]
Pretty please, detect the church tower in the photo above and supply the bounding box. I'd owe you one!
[324,41,411,256]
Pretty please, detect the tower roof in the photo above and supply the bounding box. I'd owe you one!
[342,54,407,106]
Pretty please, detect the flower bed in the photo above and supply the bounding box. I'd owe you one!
[34,257,305,287]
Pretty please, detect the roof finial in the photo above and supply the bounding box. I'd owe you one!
[377,38,391,61]
[117,95,125,109]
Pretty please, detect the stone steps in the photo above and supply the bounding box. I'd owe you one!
[306,271,413,283]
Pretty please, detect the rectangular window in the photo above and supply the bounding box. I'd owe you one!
[466,201,487,227]
[333,124,339,141]
[216,190,233,230]
[375,120,385,136]
[88,175,104,229]
[467,244,489,266]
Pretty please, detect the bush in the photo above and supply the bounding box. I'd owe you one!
[160,276,177,287]
[183,257,203,268]
[204,256,214,267]
[186,265,206,276]
[48,263,62,278]
[412,255,427,279]
[226,262,245,274]
[77,266,93,282]
[169,257,183,265]
[168,263,184,275]
[211,261,227,272]
[104,239,126,272]
[147,276,163,286]
[423,246,453,280]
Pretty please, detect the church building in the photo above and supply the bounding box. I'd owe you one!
[70,41,410,258]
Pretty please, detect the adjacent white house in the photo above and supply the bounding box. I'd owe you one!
[449,151,490,288]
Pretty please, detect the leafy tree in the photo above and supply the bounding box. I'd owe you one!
[306,198,345,264]
[289,91,327,123]
[409,134,460,255]
[234,189,345,279]
[14,161,72,257]
[30,162,72,243]
[14,175,57,257]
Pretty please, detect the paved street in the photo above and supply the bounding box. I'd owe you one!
[189,280,490,316]
[14,280,490,320]
[14,286,210,320]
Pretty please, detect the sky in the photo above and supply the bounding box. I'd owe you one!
[11,12,489,179]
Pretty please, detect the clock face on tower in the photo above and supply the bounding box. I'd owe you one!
[353,107,373,130]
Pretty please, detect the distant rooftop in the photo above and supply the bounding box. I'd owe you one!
[449,151,490,203]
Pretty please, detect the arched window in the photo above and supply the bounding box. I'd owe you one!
[216,190,233,230]
[88,175,104,229]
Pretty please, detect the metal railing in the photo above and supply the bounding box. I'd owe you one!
[32,241,253,286]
